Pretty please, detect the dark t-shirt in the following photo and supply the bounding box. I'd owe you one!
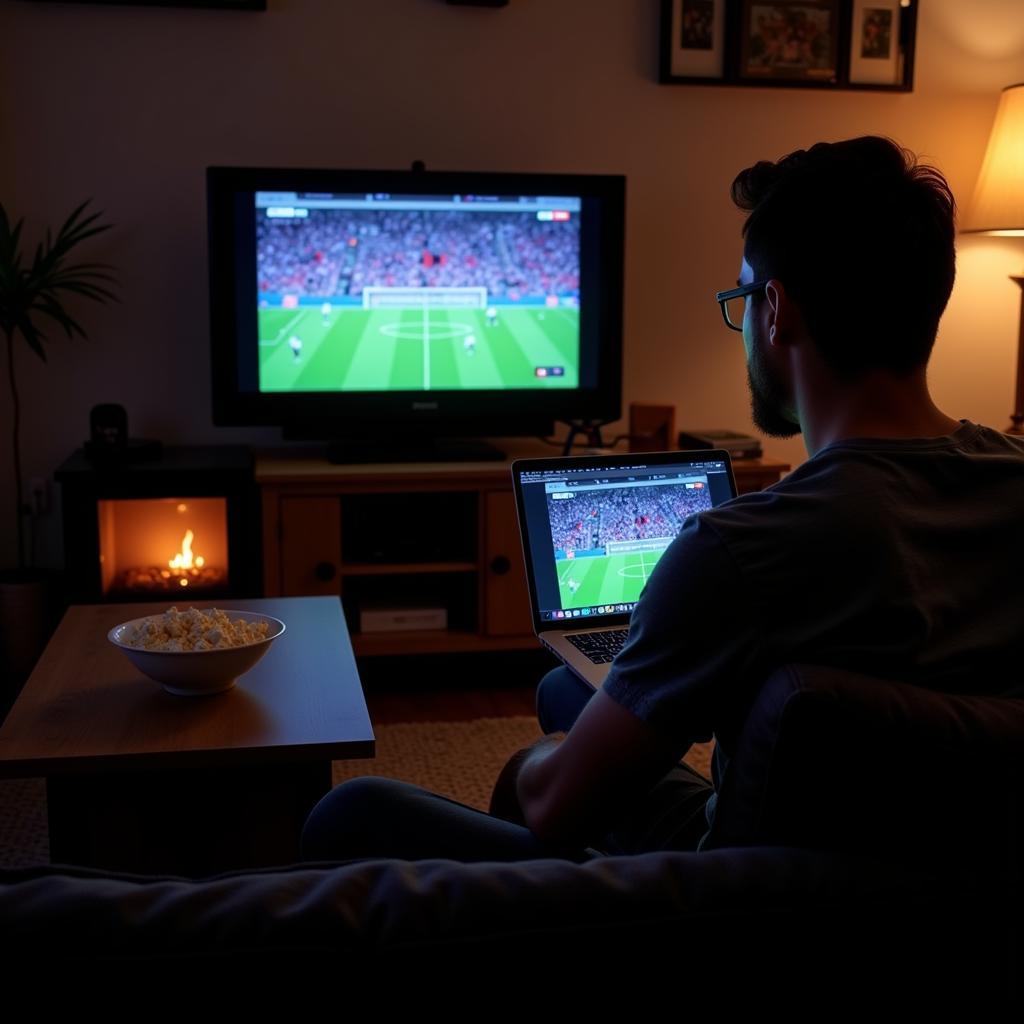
[603,420,1024,784]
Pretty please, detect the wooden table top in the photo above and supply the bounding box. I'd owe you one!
[0,596,374,778]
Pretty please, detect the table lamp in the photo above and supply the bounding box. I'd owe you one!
[961,82,1024,434]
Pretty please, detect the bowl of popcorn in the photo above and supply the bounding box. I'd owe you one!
[108,606,286,696]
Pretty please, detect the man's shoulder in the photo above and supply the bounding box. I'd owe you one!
[701,421,1024,542]
[720,423,1024,501]
[700,452,854,533]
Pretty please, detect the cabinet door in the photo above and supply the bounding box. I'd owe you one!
[280,497,342,596]
[483,491,533,637]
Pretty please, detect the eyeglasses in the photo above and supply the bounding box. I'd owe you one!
[715,280,770,332]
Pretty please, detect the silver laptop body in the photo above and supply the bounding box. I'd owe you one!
[511,449,738,689]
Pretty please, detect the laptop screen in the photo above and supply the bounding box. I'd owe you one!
[514,454,736,625]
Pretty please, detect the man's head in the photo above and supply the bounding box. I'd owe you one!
[730,137,957,433]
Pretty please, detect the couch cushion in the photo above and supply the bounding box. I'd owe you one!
[703,664,1024,871]
[0,848,1005,985]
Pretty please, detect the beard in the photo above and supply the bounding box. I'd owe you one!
[746,340,801,439]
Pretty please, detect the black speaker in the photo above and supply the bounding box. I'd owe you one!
[84,404,162,463]
[89,403,128,452]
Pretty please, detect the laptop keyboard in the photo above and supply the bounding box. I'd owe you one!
[566,628,629,664]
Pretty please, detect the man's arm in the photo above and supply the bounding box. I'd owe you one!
[488,733,564,828]
[497,688,686,849]
[490,514,756,850]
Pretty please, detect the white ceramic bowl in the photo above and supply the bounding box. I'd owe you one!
[108,610,286,697]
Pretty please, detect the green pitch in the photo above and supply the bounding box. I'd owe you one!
[556,549,668,611]
[258,306,579,391]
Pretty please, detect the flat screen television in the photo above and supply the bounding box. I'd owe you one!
[207,165,625,461]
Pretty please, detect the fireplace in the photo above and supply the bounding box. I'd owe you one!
[56,446,260,604]
[97,497,229,597]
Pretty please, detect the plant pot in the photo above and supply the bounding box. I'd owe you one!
[0,569,53,681]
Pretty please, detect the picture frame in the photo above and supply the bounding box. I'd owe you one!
[660,0,728,82]
[21,0,266,9]
[848,0,903,86]
[658,0,917,92]
[738,0,840,84]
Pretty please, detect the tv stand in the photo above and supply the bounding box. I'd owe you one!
[256,442,792,659]
[558,419,612,456]
[324,437,506,465]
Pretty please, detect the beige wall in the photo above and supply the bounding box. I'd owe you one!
[1,0,1022,569]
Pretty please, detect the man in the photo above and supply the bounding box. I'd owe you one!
[301,136,1024,863]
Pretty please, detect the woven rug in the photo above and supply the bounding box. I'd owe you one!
[0,716,714,869]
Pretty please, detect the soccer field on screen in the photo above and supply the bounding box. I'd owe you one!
[258,306,579,391]
[556,550,666,610]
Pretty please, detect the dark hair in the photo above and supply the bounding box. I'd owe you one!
[731,136,956,380]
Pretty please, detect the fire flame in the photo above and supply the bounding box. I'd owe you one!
[169,530,206,571]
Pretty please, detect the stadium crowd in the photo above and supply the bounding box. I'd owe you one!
[547,485,712,552]
[257,209,580,301]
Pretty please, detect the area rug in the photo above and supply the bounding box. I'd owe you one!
[0,716,714,869]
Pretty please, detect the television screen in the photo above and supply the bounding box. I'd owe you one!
[254,191,583,394]
[208,167,624,454]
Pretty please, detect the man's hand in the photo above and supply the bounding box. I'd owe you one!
[488,734,564,826]
[490,689,688,850]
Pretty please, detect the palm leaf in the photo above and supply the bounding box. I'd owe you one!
[37,206,112,273]
[31,296,87,339]
[0,220,24,274]
[46,261,118,283]
[0,198,117,357]
[53,260,117,275]
[13,314,48,362]
[43,281,118,304]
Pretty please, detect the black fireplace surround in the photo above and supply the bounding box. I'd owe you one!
[55,445,261,604]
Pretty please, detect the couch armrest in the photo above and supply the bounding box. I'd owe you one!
[704,663,1024,871]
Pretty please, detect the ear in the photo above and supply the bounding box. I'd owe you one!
[764,279,791,346]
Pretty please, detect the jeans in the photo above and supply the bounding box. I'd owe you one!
[300,667,714,863]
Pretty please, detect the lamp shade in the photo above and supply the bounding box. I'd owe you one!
[962,83,1024,235]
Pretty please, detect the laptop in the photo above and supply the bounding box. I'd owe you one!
[511,449,738,689]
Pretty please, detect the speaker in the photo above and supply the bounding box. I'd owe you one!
[89,403,128,452]
[84,404,163,463]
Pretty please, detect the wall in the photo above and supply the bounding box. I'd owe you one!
[0,0,1022,570]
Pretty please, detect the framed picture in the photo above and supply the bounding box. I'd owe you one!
[660,0,727,82]
[658,0,916,91]
[848,0,902,85]
[22,1,265,8]
[738,0,840,83]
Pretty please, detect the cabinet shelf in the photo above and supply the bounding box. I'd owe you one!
[339,562,478,577]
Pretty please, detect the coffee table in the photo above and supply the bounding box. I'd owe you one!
[0,596,373,876]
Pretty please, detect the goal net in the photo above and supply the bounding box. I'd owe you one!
[363,287,488,310]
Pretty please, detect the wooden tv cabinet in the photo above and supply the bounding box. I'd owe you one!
[256,444,790,658]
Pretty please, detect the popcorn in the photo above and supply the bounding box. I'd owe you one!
[121,607,270,652]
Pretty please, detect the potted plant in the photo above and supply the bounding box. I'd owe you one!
[0,200,116,679]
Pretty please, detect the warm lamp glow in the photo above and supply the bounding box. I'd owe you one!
[962,83,1024,234]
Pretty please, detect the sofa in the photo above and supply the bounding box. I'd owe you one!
[1,664,1020,1005]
